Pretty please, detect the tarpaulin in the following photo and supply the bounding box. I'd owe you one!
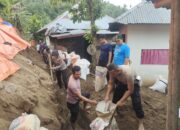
[0,56,20,81]
[0,18,30,81]
[0,23,30,59]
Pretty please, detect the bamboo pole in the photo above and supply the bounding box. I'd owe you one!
[48,53,54,81]
[46,36,54,81]
[166,0,180,129]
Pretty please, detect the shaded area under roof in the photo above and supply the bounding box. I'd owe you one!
[116,1,171,24]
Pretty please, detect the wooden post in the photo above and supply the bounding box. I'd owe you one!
[46,36,54,81]
[166,0,180,129]
[48,53,54,81]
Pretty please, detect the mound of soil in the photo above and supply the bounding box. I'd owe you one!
[0,48,61,130]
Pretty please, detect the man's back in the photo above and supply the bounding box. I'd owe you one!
[111,65,135,85]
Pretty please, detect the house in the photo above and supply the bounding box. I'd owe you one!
[38,14,117,61]
[114,1,171,86]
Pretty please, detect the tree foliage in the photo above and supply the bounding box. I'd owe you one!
[0,0,127,40]
[0,0,72,40]
[102,2,128,18]
[69,0,103,22]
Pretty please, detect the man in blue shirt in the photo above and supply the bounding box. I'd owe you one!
[113,34,130,66]
[98,35,112,67]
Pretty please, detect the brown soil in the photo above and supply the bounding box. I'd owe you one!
[0,47,62,130]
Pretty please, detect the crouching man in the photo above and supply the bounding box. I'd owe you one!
[104,63,145,130]
[67,66,97,130]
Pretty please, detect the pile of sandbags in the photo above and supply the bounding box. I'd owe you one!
[9,113,48,130]
[67,51,90,80]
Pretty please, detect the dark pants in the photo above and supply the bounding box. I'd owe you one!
[112,81,144,119]
[67,102,79,123]
[55,69,69,89]
[98,60,107,67]
[67,92,90,123]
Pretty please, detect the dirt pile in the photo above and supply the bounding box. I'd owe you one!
[0,48,61,130]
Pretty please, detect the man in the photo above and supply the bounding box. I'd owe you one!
[113,34,130,66]
[42,46,50,64]
[98,35,112,67]
[67,66,97,130]
[51,50,69,89]
[104,63,145,130]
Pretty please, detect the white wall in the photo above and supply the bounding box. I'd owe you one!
[127,24,170,86]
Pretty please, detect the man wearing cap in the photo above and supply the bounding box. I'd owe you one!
[113,34,130,66]
[104,63,145,130]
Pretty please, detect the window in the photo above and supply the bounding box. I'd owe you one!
[141,49,169,65]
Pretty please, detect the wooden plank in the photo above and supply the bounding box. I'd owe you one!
[48,53,54,81]
[166,0,180,129]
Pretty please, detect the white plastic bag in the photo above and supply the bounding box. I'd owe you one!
[104,117,118,130]
[9,114,40,130]
[39,127,48,130]
[74,59,90,80]
[90,117,109,130]
[149,76,168,93]
[96,101,117,120]
[95,66,107,92]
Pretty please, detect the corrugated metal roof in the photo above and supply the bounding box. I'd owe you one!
[96,30,119,35]
[38,11,71,32]
[50,30,85,39]
[38,15,115,33]
[116,1,171,24]
[50,29,118,39]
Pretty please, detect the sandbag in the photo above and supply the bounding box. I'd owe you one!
[95,101,117,121]
[149,76,168,93]
[90,101,117,130]
[9,114,40,130]
[90,117,109,130]
[39,127,48,130]
[104,117,118,130]
[69,52,80,65]
[73,59,90,80]
[95,66,107,92]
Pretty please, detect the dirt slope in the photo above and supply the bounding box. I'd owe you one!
[0,48,61,130]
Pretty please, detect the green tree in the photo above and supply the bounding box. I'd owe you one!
[0,0,73,40]
[102,2,127,18]
[70,0,104,70]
